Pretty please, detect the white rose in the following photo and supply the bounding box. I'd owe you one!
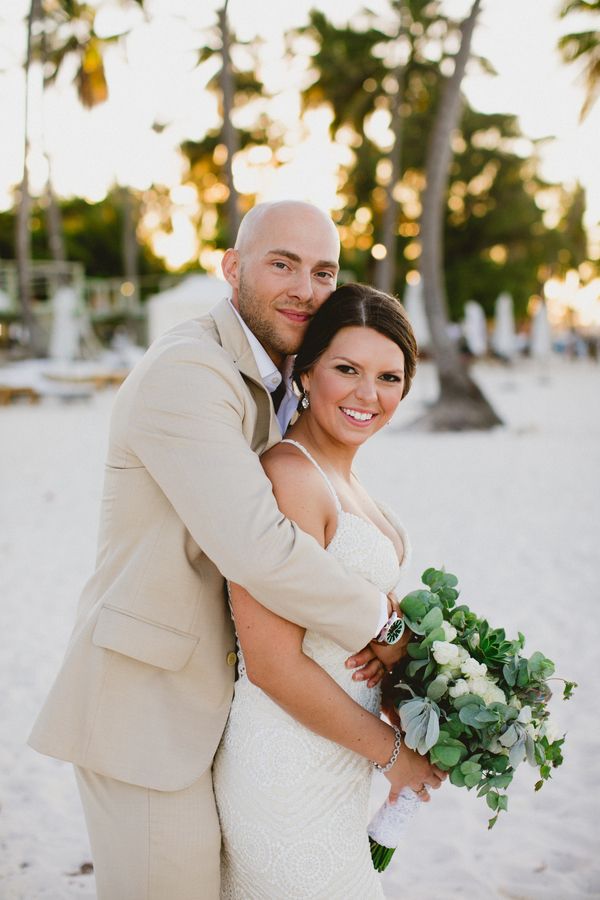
[460,656,488,678]
[449,679,470,698]
[540,717,561,744]
[468,676,506,706]
[457,646,470,663]
[441,621,457,642]
[432,641,461,666]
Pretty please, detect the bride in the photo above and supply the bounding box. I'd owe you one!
[213,283,445,899]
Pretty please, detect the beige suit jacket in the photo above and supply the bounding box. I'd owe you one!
[29,299,382,791]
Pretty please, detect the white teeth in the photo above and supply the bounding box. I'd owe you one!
[341,407,374,422]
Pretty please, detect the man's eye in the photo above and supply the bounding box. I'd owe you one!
[316,271,334,279]
[273,261,288,270]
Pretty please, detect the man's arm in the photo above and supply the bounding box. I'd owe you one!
[127,344,381,653]
[231,581,444,801]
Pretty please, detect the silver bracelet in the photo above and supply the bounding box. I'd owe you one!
[373,726,402,773]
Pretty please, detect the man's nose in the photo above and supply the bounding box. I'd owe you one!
[289,268,314,303]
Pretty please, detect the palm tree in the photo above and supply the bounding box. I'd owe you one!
[15,0,44,355]
[418,0,502,430]
[217,1,240,240]
[558,0,600,120]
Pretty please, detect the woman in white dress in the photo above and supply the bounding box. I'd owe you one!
[214,284,445,899]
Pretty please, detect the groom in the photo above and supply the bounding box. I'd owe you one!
[30,201,439,900]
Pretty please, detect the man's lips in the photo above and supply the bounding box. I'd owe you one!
[277,308,312,324]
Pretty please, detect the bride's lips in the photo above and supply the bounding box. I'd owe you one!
[339,406,378,427]
[277,308,312,324]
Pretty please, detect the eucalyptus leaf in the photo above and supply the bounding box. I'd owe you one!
[450,767,466,787]
[459,705,487,728]
[464,772,481,788]
[453,694,484,710]
[400,591,431,620]
[427,676,449,701]
[421,607,444,632]
[421,627,446,648]
[499,724,519,748]
[525,732,537,766]
[406,659,429,678]
[486,791,500,811]
[508,735,527,768]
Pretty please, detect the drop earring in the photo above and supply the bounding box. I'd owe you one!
[300,392,310,410]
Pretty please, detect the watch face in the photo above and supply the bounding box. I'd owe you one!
[386,617,406,644]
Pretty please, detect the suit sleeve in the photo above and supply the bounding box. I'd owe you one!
[127,346,382,653]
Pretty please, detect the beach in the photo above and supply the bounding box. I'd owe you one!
[1,357,598,899]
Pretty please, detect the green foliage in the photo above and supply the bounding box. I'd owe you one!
[296,5,590,319]
[0,193,165,286]
[390,567,575,829]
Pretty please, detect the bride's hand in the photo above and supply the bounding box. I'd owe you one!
[384,743,447,804]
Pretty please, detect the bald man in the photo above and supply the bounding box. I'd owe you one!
[29,202,406,899]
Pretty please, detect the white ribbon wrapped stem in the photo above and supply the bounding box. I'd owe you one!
[367,787,421,849]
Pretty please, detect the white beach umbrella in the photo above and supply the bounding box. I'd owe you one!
[462,300,487,356]
[530,300,553,359]
[147,275,231,344]
[492,292,516,360]
[48,286,82,362]
[403,280,431,351]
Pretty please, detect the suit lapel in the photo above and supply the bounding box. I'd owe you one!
[209,299,281,452]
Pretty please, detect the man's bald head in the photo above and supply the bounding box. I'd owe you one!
[234,201,340,258]
[221,199,341,366]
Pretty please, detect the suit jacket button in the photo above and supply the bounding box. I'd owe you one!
[226,651,237,667]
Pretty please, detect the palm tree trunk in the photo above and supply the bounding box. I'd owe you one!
[375,3,406,295]
[417,0,502,430]
[121,186,139,305]
[218,1,240,243]
[16,0,45,356]
[40,22,68,286]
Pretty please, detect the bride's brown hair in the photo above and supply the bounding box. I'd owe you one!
[293,283,418,400]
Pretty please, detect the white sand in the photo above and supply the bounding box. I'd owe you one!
[1,358,598,899]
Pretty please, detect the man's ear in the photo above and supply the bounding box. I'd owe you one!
[221,248,240,290]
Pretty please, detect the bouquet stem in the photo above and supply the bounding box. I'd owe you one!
[367,788,421,872]
[369,837,396,872]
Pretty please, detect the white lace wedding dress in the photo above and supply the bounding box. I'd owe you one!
[213,440,410,900]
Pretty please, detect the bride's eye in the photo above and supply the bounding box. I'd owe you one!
[336,364,357,374]
[379,373,402,383]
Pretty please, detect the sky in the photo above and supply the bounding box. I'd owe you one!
[0,0,598,265]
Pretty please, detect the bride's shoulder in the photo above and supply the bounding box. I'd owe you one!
[262,441,324,489]
[261,442,337,524]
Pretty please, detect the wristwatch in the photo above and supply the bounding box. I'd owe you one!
[375,610,406,645]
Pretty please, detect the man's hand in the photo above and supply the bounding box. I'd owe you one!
[384,743,447,804]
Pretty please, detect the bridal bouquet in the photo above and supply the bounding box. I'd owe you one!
[368,568,576,872]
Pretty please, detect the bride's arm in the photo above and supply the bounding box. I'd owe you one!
[229,449,444,798]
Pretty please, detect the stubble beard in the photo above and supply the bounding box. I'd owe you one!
[237,273,307,360]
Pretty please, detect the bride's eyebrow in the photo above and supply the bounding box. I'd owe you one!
[331,356,404,375]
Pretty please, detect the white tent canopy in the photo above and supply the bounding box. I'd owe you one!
[147,275,231,344]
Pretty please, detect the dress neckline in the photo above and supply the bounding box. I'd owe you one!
[280,438,401,568]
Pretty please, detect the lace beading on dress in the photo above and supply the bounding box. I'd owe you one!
[214,440,411,899]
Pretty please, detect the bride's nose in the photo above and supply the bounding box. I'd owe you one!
[353,376,378,404]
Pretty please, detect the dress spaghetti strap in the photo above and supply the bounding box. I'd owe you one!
[280,439,342,513]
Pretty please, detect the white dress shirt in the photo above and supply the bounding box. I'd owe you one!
[230,300,390,637]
